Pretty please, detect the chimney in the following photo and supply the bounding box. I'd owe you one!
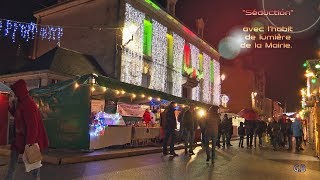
[196,18,205,38]
[167,0,178,16]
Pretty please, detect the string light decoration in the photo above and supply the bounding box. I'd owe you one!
[0,19,63,43]
[213,59,221,105]
[172,32,185,97]
[202,53,212,104]
[149,20,167,92]
[191,44,200,101]
[121,3,145,86]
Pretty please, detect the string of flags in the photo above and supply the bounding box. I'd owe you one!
[0,18,63,43]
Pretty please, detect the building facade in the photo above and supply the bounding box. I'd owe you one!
[33,0,221,105]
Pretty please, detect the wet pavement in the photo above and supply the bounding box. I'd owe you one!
[0,140,319,180]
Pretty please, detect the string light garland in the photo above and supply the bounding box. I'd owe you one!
[172,32,185,97]
[120,3,145,86]
[150,19,168,92]
[191,44,200,101]
[0,19,63,43]
[213,59,221,105]
[202,53,212,104]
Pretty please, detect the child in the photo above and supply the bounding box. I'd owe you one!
[238,122,245,148]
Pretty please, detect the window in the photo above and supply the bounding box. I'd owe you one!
[143,19,153,56]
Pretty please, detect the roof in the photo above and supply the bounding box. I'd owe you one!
[0,55,31,75]
[30,73,216,108]
[15,47,105,76]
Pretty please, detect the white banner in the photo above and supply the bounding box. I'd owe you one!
[117,102,149,117]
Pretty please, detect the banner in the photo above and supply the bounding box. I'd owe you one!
[117,102,149,117]
[91,100,105,113]
[0,94,9,145]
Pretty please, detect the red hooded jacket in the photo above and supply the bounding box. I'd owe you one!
[10,79,49,153]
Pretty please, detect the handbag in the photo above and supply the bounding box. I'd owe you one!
[24,143,42,164]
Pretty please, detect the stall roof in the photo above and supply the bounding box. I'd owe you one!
[30,73,216,109]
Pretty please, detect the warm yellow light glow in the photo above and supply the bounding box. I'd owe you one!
[157,97,161,101]
[121,90,126,95]
[74,82,79,88]
[131,94,136,98]
[102,87,107,92]
[115,90,120,95]
[182,105,186,108]
[91,86,95,92]
[305,71,315,77]
[174,103,178,107]
[221,74,226,81]
[148,96,153,101]
[198,109,206,118]
[141,94,145,98]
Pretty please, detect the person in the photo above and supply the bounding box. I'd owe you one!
[279,115,287,148]
[204,106,219,163]
[291,118,303,152]
[162,102,178,156]
[177,108,186,142]
[198,111,206,147]
[220,114,229,148]
[244,119,255,149]
[143,109,151,127]
[5,79,49,180]
[270,118,281,151]
[254,119,266,148]
[181,105,197,155]
[238,122,245,148]
[226,116,233,147]
[286,118,293,150]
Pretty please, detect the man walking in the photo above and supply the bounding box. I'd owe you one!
[182,105,197,155]
[205,106,219,163]
[291,118,303,152]
[163,102,178,156]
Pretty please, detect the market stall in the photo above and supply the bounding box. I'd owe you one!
[30,73,213,150]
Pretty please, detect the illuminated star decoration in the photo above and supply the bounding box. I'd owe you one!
[0,19,63,43]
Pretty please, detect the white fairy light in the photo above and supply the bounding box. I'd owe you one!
[213,59,221,105]
[202,53,212,103]
[121,3,145,86]
[172,33,184,97]
[191,44,200,101]
[149,20,167,92]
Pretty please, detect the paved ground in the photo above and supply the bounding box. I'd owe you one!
[0,140,319,180]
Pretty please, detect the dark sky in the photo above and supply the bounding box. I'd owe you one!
[1,0,320,111]
[170,0,320,111]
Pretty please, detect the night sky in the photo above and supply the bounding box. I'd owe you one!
[1,0,320,111]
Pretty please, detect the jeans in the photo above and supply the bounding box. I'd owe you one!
[221,132,227,147]
[272,131,281,149]
[216,132,221,147]
[5,150,40,180]
[288,134,293,149]
[183,129,195,152]
[163,128,176,153]
[205,134,216,160]
[239,136,244,147]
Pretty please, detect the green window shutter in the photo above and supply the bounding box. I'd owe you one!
[143,20,153,56]
[210,60,214,82]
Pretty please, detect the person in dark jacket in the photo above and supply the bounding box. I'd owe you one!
[291,118,303,152]
[162,102,178,156]
[5,79,49,180]
[286,118,293,150]
[238,122,245,148]
[254,120,266,148]
[220,114,229,148]
[244,119,256,149]
[270,118,281,151]
[204,106,219,163]
[226,116,233,147]
[182,106,197,155]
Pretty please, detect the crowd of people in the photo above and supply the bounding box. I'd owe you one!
[161,103,307,164]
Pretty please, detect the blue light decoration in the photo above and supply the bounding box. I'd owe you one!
[89,112,125,137]
[0,19,63,43]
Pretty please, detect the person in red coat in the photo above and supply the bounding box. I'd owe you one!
[5,79,49,180]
